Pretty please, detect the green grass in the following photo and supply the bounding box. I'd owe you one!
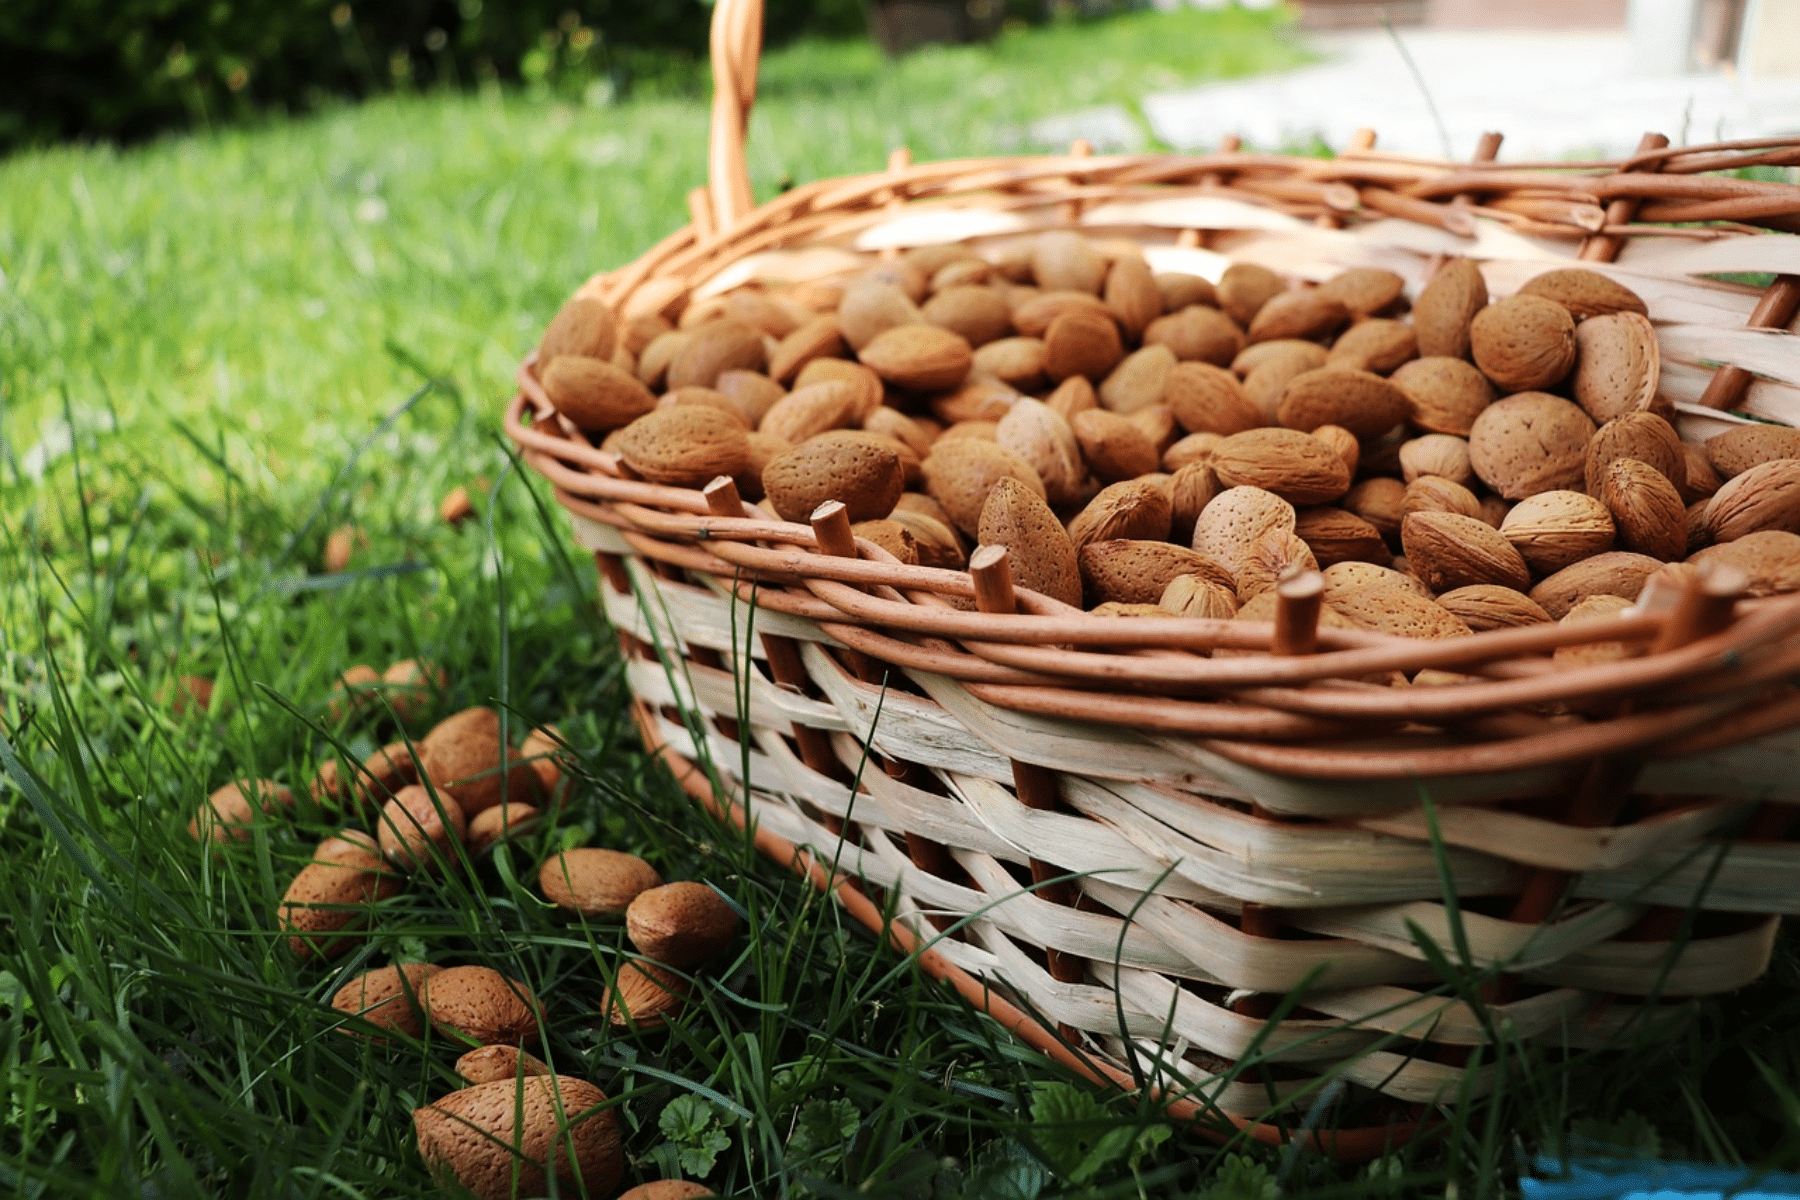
[3,8,1799,1197]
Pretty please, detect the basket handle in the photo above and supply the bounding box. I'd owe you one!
[708,0,764,233]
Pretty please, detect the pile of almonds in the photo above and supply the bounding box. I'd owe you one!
[185,662,741,1197]
[538,233,1800,653]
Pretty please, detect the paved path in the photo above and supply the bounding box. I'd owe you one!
[1032,29,1800,160]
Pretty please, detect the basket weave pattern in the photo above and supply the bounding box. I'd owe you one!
[506,0,1800,1142]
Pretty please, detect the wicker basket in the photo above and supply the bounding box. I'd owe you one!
[505,0,1800,1157]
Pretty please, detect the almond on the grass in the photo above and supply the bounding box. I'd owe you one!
[978,478,1082,606]
[422,965,545,1047]
[378,785,467,872]
[280,848,403,960]
[1079,539,1234,606]
[626,882,739,969]
[412,1075,621,1200]
[1276,368,1408,438]
[468,803,543,855]
[1601,458,1687,561]
[1099,344,1178,414]
[762,432,904,524]
[1584,412,1686,496]
[1390,356,1494,436]
[1528,551,1661,619]
[1402,512,1531,592]
[859,324,973,391]
[1468,392,1596,499]
[332,963,442,1040]
[190,779,295,844]
[1500,490,1615,575]
[539,848,663,917]
[1412,258,1489,360]
[1069,479,1173,548]
[923,438,1046,538]
[1705,458,1800,541]
[455,1044,552,1086]
[1071,409,1160,482]
[1571,311,1661,424]
[1470,294,1577,393]
[1437,585,1552,630]
[1212,428,1351,505]
[601,961,689,1030]
[615,408,752,487]
[1191,486,1294,578]
[1706,424,1800,479]
[1519,268,1649,320]
[323,526,355,573]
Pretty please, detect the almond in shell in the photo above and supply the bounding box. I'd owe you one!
[539,847,663,916]
[412,1075,621,1200]
[1401,511,1531,592]
[1160,573,1240,619]
[859,324,973,392]
[1078,539,1234,607]
[1247,289,1349,344]
[1157,272,1216,313]
[922,285,1014,347]
[1191,486,1294,577]
[1399,435,1474,487]
[978,477,1082,607]
[1144,305,1243,367]
[1104,253,1162,338]
[1468,392,1596,499]
[1032,231,1107,294]
[1316,267,1406,318]
[1704,458,1800,541]
[1518,268,1649,320]
[995,398,1085,506]
[1233,530,1320,603]
[1326,318,1417,374]
[1071,408,1160,482]
[1412,258,1488,360]
[1571,311,1663,425]
[1069,479,1172,548]
[1527,551,1661,619]
[1169,460,1221,544]
[1601,458,1690,561]
[1500,490,1615,575]
[1343,477,1406,544]
[839,281,924,350]
[1212,429,1350,505]
[1706,424,1800,479]
[1276,368,1408,438]
[1584,411,1685,495]
[1216,263,1285,328]
[666,320,764,390]
[1295,507,1391,567]
[1690,531,1800,597]
[762,432,904,524]
[1436,585,1552,630]
[924,438,1047,538]
[542,357,657,432]
[1164,361,1264,436]
[1389,356,1494,436]
[767,314,846,382]
[540,295,617,363]
[615,408,752,487]
[1469,294,1577,393]
[1099,344,1178,414]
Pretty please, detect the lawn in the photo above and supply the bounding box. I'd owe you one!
[4,6,1799,1197]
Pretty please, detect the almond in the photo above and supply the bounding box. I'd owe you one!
[1316,267,1407,318]
[1156,272,1217,313]
[1690,531,1800,597]
[190,779,294,843]
[768,314,846,382]
[1389,356,1494,437]
[1584,411,1685,497]
[378,785,468,871]
[1402,511,1530,592]
[1327,585,1471,639]
[851,519,918,564]
[1295,507,1391,567]
[715,369,787,425]
[1343,477,1407,544]
[1437,584,1552,630]
[422,965,544,1047]
[759,380,861,444]
[601,961,689,1029]
[1705,424,1800,479]
[1069,479,1172,548]
[616,407,752,487]
[972,336,1048,390]
[1553,593,1640,667]
[622,314,673,357]
[1705,458,1800,541]
[1322,560,1433,600]
[1013,289,1110,338]
[1208,428,1349,506]
[1399,435,1474,486]
[922,285,1014,347]
[540,294,617,362]
[924,438,1047,538]
[455,1044,552,1086]
[1234,338,1327,377]
[839,281,924,350]
[626,881,739,969]
[1234,530,1319,602]
[541,357,656,432]
[420,707,538,818]
[1071,408,1159,481]
[1099,344,1178,415]
[539,847,662,916]
[1276,368,1408,438]
[1049,373,1100,420]
[859,324,973,392]
[1191,486,1295,577]
[1402,475,1483,522]
[1079,539,1234,606]
[659,385,749,427]
[1128,404,1179,455]
[763,431,904,523]
[793,358,884,416]
[468,803,543,855]
[1528,551,1661,619]
[1325,318,1417,374]
[1163,361,1263,436]
[978,477,1082,606]
[1216,263,1285,328]
[1412,258,1489,360]
[1032,231,1106,294]
[1601,458,1689,561]
[635,329,687,388]
[1104,252,1162,339]
[932,257,991,291]
[1470,294,1577,393]
[666,320,764,390]
[1571,311,1662,425]
[278,846,402,960]
[1165,432,1224,473]
[1500,490,1616,574]
[1518,268,1649,320]
[1468,392,1596,499]
[723,289,800,338]
[1169,460,1221,543]
[1144,304,1245,368]
[1242,343,1330,423]
[1160,573,1240,619]
[996,398,1085,506]
[932,378,1019,425]
[413,1075,621,1200]
[332,962,441,1040]
[889,507,967,570]
[1248,289,1349,344]
[1044,307,1125,382]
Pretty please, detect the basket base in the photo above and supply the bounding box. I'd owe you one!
[631,699,1429,1163]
